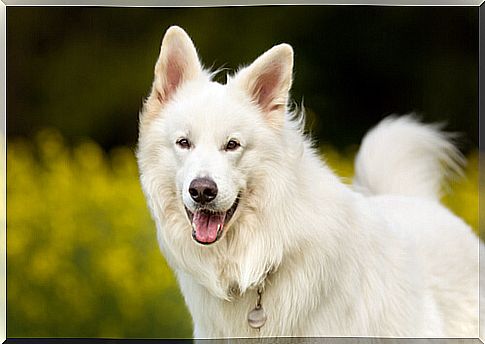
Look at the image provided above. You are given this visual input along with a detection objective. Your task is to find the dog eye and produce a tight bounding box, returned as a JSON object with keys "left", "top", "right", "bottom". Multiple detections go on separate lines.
{"left": 176, "top": 138, "right": 191, "bottom": 149}
{"left": 225, "top": 140, "right": 240, "bottom": 151}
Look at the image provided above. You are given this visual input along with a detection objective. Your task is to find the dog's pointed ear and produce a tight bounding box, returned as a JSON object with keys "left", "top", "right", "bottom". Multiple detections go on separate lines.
{"left": 233, "top": 44, "right": 293, "bottom": 128}
{"left": 152, "top": 26, "right": 202, "bottom": 104}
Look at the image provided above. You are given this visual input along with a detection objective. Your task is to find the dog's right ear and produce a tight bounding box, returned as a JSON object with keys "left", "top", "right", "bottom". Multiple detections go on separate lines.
{"left": 151, "top": 26, "right": 202, "bottom": 105}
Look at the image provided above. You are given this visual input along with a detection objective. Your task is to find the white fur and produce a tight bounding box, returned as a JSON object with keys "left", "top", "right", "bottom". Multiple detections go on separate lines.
{"left": 137, "top": 26, "right": 480, "bottom": 338}
{"left": 353, "top": 115, "right": 465, "bottom": 200}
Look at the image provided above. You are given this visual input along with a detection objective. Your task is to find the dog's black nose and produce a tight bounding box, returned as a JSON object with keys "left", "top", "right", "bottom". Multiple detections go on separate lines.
{"left": 189, "top": 178, "right": 218, "bottom": 204}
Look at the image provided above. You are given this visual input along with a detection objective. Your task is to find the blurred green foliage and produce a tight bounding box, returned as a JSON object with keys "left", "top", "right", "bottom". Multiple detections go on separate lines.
{"left": 7, "top": 6, "right": 478, "bottom": 151}
{"left": 7, "top": 131, "right": 478, "bottom": 338}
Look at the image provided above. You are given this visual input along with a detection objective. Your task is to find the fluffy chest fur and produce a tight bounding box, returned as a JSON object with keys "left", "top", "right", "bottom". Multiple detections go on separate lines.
{"left": 152, "top": 162, "right": 439, "bottom": 337}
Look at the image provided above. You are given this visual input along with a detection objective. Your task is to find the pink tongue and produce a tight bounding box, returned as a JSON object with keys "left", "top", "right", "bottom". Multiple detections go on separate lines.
{"left": 193, "top": 211, "right": 225, "bottom": 244}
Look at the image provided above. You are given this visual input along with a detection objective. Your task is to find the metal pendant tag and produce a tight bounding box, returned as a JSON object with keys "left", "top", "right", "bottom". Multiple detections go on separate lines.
{"left": 248, "top": 305, "right": 267, "bottom": 329}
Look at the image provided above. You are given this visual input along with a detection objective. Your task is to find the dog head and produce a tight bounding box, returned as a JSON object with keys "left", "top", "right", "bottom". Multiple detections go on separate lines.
{"left": 137, "top": 26, "right": 294, "bottom": 246}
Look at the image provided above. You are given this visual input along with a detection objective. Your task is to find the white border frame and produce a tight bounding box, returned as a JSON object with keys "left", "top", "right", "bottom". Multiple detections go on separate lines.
{"left": 0, "top": 2, "right": 481, "bottom": 343}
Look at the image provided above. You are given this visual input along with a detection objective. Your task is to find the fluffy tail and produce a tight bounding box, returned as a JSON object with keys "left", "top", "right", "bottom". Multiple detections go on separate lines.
{"left": 353, "top": 115, "right": 465, "bottom": 201}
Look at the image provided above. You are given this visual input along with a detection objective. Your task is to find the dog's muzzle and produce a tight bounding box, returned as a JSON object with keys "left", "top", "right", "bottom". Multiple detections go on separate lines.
{"left": 184, "top": 180, "right": 239, "bottom": 245}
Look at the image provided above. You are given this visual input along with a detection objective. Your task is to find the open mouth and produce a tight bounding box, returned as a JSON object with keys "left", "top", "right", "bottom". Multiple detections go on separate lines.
{"left": 185, "top": 196, "right": 239, "bottom": 245}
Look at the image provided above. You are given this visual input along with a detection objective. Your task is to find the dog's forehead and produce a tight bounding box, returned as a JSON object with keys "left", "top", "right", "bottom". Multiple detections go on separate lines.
{"left": 167, "top": 81, "right": 258, "bottom": 136}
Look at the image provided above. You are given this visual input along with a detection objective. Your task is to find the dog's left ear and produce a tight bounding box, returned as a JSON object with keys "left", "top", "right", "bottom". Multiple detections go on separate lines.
{"left": 233, "top": 44, "right": 293, "bottom": 128}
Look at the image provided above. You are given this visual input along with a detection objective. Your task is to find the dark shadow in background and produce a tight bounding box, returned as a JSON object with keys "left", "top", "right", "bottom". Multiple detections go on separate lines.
{"left": 7, "top": 6, "right": 478, "bottom": 152}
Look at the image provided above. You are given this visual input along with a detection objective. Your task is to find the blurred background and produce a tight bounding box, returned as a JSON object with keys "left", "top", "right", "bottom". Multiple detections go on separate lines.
{"left": 7, "top": 6, "right": 479, "bottom": 338}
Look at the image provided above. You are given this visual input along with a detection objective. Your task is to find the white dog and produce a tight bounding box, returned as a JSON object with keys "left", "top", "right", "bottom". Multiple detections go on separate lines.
{"left": 137, "top": 26, "right": 480, "bottom": 338}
